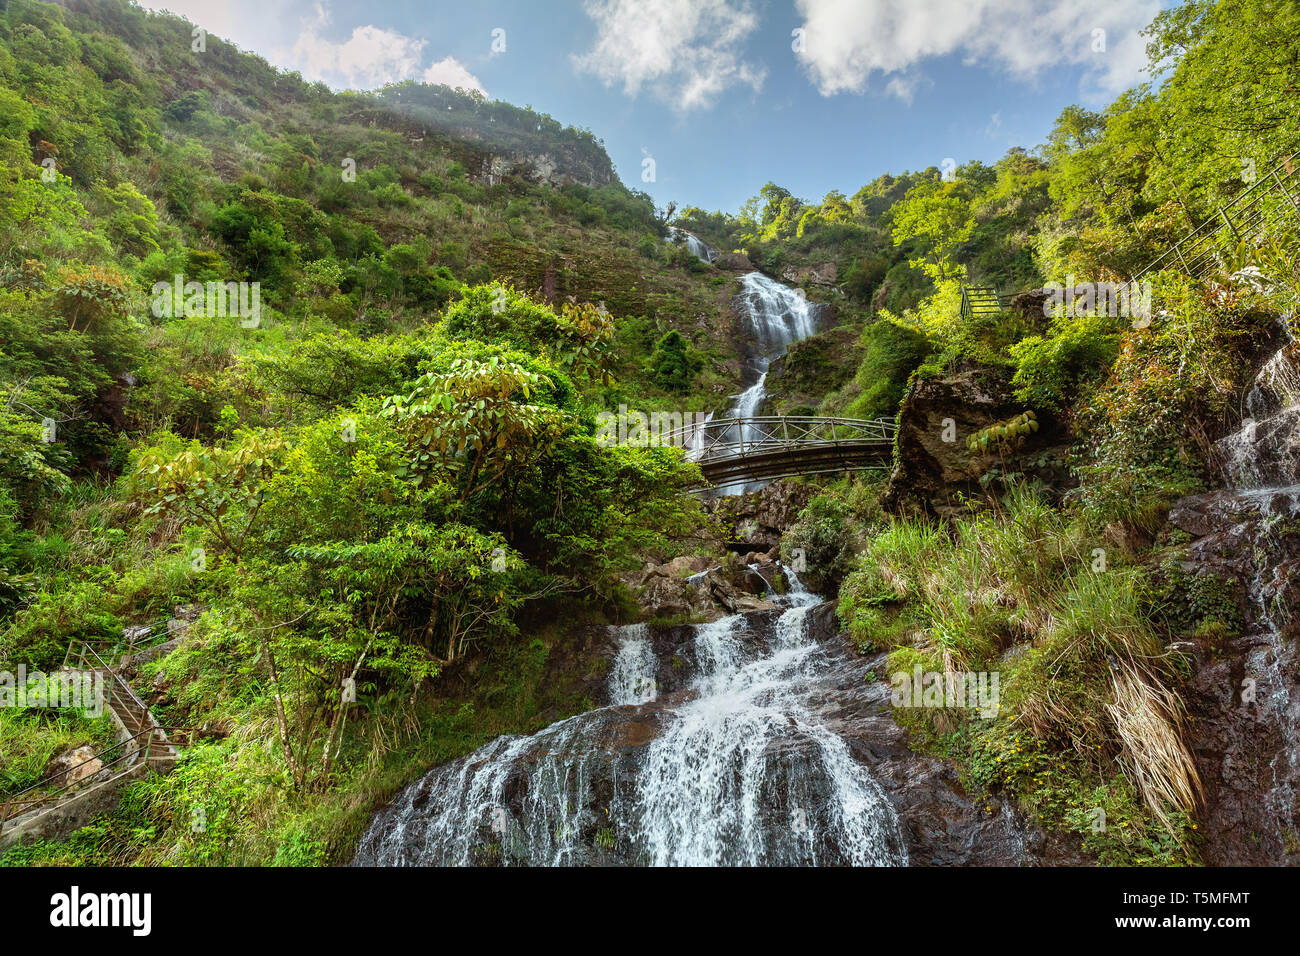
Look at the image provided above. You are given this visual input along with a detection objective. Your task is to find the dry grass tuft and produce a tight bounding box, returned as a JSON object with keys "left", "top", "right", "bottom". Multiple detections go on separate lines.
{"left": 1106, "top": 658, "right": 1202, "bottom": 831}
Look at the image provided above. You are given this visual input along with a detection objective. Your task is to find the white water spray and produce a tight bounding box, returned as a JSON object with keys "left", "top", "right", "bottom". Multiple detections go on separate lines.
{"left": 352, "top": 571, "right": 906, "bottom": 866}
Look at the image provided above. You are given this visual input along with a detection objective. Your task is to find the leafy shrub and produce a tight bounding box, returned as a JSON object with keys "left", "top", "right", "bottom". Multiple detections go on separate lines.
{"left": 1009, "top": 311, "right": 1123, "bottom": 414}
{"left": 844, "top": 318, "right": 931, "bottom": 420}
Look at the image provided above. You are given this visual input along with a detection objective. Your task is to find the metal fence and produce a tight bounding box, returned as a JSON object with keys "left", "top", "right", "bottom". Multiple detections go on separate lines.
{"left": 1134, "top": 152, "right": 1300, "bottom": 282}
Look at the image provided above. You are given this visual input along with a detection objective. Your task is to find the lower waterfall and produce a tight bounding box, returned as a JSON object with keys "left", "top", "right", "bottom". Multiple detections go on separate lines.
{"left": 351, "top": 574, "right": 907, "bottom": 867}
{"left": 1171, "top": 316, "right": 1300, "bottom": 862}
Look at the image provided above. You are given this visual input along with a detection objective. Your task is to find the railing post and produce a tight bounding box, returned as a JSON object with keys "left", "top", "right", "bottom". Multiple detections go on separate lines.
{"left": 1218, "top": 204, "right": 1244, "bottom": 243}
{"left": 1273, "top": 169, "right": 1300, "bottom": 222}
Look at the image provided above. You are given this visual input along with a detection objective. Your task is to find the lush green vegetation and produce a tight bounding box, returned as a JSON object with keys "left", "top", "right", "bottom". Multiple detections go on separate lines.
{"left": 767, "top": 0, "right": 1299, "bottom": 863}
{"left": 0, "top": 0, "right": 720, "bottom": 864}
{"left": 2, "top": 0, "right": 1298, "bottom": 867}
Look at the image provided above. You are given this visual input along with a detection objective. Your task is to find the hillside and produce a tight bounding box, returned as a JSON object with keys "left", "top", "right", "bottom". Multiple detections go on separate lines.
{"left": 2, "top": 0, "right": 1299, "bottom": 872}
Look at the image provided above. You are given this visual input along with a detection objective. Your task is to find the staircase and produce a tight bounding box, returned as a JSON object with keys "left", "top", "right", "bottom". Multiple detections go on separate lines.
{"left": 960, "top": 285, "right": 1005, "bottom": 321}
{"left": 0, "top": 637, "right": 183, "bottom": 851}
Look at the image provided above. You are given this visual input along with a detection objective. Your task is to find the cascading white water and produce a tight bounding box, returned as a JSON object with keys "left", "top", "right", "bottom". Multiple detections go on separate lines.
{"left": 1194, "top": 316, "right": 1300, "bottom": 854}
{"left": 666, "top": 228, "right": 716, "bottom": 263}
{"left": 1216, "top": 322, "right": 1300, "bottom": 487}
{"left": 634, "top": 580, "right": 905, "bottom": 866}
{"left": 608, "top": 623, "right": 656, "bottom": 705}
{"left": 351, "top": 571, "right": 907, "bottom": 867}
{"left": 736, "top": 272, "right": 819, "bottom": 352}
{"left": 712, "top": 273, "right": 823, "bottom": 494}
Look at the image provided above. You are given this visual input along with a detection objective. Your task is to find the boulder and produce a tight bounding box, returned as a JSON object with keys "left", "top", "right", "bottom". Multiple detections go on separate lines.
{"left": 705, "top": 480, "right": 817, "bottom": 551}
{"left": 46, "top": 745, "right": 103, "bottom": 787}
{"left": 780, "top": 262, "right": 838, "bottom": 288}
{"left": 623, "top": 557, "right": 779, "bottom": 622}
{"left": 1009, "top": 287, "right": 1054, "bottom": 333}
{"left": 716, "top": 251, "right": 754, "bottom": 272}
{"left": 882, "top": 359, "right": 1070, "bottom": 517}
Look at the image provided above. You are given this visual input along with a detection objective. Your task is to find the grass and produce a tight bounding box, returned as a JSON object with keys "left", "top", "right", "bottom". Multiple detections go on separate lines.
{"left": 0, "top": 707, "right": 117, "bottom": 798}
{"left": 837, "top": 483, "right": 1201, "bottom": 864}
{"left": 0, "top": 610, "right": 600, "bottom": 867}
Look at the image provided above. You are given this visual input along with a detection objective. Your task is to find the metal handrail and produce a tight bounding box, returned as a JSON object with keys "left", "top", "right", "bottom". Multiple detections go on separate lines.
{"left": 0, "top": 726, "right": 156, "bottom": 833}
{"left": 1135, "top": 151, "right": 1300, "bottom": 281}
{"left": 61, "top": 607, "right": 208, "bottom": 671}
{"left": 960, "top": 285, "right": 1005, "bottom": 321}
{"left": 67, "top": 641, "right": 155, "bottom": 718}
{"left": 657, "top": 415, "right": 896, "bottom": 463}
{"left": 1, "top": 634, "right": 202, "bottom": 836}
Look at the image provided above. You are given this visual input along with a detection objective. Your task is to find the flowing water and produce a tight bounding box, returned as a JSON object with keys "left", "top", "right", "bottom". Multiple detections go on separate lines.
{"left": 1217, "top": 321, "right": 1300, "bottom": 488}
{"left": 608, "top": 623, "right": 656, "bottom": 705}
{"left": 1178, "top": 317, "right": 1300, "bottom": 860}
{"left": 711, "top": 273, "right": 823, "bottom": 494}
{"left": 666, "top": 228, "right": 716, "bottom": 264}
{"left": 352, "top": 573, "right": 907, "bottom": 866}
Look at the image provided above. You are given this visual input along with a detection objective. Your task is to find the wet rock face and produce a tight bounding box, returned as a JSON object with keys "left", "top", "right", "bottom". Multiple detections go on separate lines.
{"left": 1169, "top": 488, "right": 1300, "bottom": 865}
{"left": 705, "top": 479, "right": 816, "bottom": 551}
{"left": 883, "top": 360, "right": 1070, "bottom": 517}
{"left": 353, "top": 599, "right": 1086, "bottom": 867}
{"left": 623, "top": 557, "right": 779, "bottom": 622}
{"left": 797, "top": 607, "right": 1091, "bottom": 867}
{"left": 1169, "top": 321, "right": 1300, "bottom": 865}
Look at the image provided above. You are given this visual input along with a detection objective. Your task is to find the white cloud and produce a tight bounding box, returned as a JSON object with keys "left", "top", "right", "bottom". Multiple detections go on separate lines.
{"left": 573, "top": 0, "right": 765, "bottom": 111}
{"left": 884, "top": 72, "right": 928, "bottom": 105}
{"left": 293, "top": 23, "right": 427, "bottom": 89}
{"left": 139, "top": 0, "right": 485, "bottom": 94}
{"left": 423, "top": 57, "right": 487, "bottom": 95}
{"left": 794, "top": 0, "right": 1161, "bottom": 102}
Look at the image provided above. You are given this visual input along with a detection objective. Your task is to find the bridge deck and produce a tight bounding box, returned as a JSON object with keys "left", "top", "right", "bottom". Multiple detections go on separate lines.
{"left": 660, "top": 415, "right": 896, "bottom": 491}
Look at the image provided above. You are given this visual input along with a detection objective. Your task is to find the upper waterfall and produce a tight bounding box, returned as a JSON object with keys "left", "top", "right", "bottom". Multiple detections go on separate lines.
{"left": 666, "top": 227, "right": 717, "bottom": 263}
{"left": 711, "top": 272, "right": 824, "bottom": 494}
{"left": 736, "top": 272, "right": 819, "bottom": 353}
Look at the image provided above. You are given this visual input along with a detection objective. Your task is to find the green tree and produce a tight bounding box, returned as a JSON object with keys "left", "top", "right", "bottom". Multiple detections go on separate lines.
{"left": 646, "top": 329, "right": 704, "bottom": 393}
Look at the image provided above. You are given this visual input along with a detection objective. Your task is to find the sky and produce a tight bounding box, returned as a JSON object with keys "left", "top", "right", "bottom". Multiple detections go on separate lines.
{"left": 138, "top": 0, "right": 1170, "bottom": 214}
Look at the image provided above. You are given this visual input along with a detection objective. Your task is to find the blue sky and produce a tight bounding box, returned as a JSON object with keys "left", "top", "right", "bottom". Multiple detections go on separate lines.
{"left": 143, "top": 0, "right": 1168, "bottom": 213}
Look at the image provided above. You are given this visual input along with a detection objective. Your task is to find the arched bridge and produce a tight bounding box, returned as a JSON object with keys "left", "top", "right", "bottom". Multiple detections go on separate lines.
{"left": 663, "top": 416, "right": 897, "bottom": 491}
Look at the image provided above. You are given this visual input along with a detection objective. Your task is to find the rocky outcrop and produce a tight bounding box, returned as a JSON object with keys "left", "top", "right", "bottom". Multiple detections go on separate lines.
{"left": 622, "top": 555, "right": 778, "bottom": 622}
{"left": 705, "top": 480, "right": 817, "bottom": 551}
{"left": 45, "top": 746, "right": 104, "bottom": 787}
{"left": 1009, "top": 287, "right": 1053, "bottom": 334}
{"left": 715, "top": 251, "right": 755, "bottom": 272}
{"left": 1169, "top": 487, "right": 1300, "bottom": 865}
{"left": 781, "top": 262, "right": 838, "bottom": 289}
{"left": 764, "top": 325, "right": 863, "bottom": 416}
{"left": 882, "top": 360, "right": 1070, "bottom": 517}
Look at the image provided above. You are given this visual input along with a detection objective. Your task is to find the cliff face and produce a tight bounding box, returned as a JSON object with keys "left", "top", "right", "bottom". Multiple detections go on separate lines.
{"left": 1169, "top": 488, "right": 1300, "bottom": 864}
{"left": 882, "top": 360, "right": 1072, "bottom": 517}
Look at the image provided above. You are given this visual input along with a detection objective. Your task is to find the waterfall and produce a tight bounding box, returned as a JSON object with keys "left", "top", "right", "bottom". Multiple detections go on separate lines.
{"left": 1175, "top": 316, "right": 1300, "bottom": 861}
{"left": 608, "top": 623, "right": 656, "bottom": 705}
{"left": 736, "top": 271, "right": 819, "bottom": 352}
{"left": 711, "top": 273, "right": 822, "bottom": 493}
{"left": 666, "top": 228, "right": 716, "bottom": 263}
{"left": 351, "top": 571, "right": 907, "bottom": 867}
{"left": 1216, "top": 322, "right": 1300, "bottom": 487}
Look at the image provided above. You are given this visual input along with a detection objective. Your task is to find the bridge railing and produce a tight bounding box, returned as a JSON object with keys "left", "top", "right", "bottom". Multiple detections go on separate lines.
{"left": 660, "top": 415, "right": 896, "bottom": 463}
